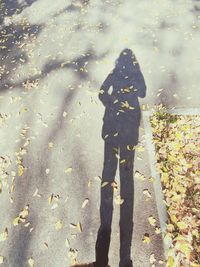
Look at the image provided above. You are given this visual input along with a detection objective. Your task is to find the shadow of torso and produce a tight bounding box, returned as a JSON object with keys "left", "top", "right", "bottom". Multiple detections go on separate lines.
{"left": 101, "top": 65, "right": 145, "bottom": 146}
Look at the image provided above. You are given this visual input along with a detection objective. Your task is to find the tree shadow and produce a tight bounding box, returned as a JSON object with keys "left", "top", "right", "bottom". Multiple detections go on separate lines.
{"left": 95, "top": 49, "right": 146, "bottom": 267}
{"left": 6, "top": 87, "right": 77, "bottom": 266}
{"left": 0, "top": 0, "right": 42, "bottom": 92}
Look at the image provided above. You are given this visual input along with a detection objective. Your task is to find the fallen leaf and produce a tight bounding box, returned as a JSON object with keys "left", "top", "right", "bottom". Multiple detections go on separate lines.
{"left": 45, "top": 168, "right": 50, "bottom": 174}
{"left": 19, "top": 205, "right": 29, "bottom": 219}
{"left": 44, "top": 242, "right": 48, "bottom": 249}
{"left": 18, "top": 164, "right": 24, "bottom": 176}
{"left": 70, "top": 223, "right": 82, "bottom": 233}
{"left": 33, "top": 188, "right": 39, "bottom": 197}
{"left": 55, "top": 220, "right": 63, "bottom": 231}
{"left": 148, "top": 216, "right": 156, "bottom": 226}
{"left": 155, "top": 227, "right": 161, "bottom": 234}
{"left": 167, "top": 256, "right": 174, "bottom": 267}
{"left": 114, "top": 195, "right": 124, "bottom": 205}
{"left": 13, "top": 216, "right": 20, "bottom": 226}
{"left": 77, "top": 222, "right": 82, "bottom": 233}
{"left": 142, "top": 233, "right": 151, "bottom": 244}
{"left": 0, "top": 256, "right": 4, "bottom": 264}
{"left": 101, "top": 182, "right": 109, "bottom": 187}
{"left": 148, "top": 177, "right": 155, "bottom": 182}
{"left": 65, "top": 167, "right": 72, "bottom": 174}
{"left": 63, "top": 111, "right": 67, "bottom": 117}
{"left": 150, "top": 253, "right": 156, "bottom": 264}
{"left": 81, "top": 198, "right": 89, "bottom": 208}
{"left": 48, "top": 142, "right": 54, "bottom": 148}
{"left": 143, "top": 189, "right": 152, "bottom": 198}
{"left": 24, "top": 222, "right": 31, "bottom": 227}
{"left": 135, "top": 171, "right": 145, "bottom": 180}
{"left": 177, "top": 221, "right": 188, "bottom": 230}
{"left": 0, "top": 228, "right": 8, "bottom": 242}
{"left": 28, "top": 257, "right": 34, "bottom": 267}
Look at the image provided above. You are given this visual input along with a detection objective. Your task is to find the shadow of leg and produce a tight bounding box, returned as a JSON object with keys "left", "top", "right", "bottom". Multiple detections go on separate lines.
{"left": 95, "top": 141, "right": 118, "bottom": 267}
{"left": 119, "top": 144, "right": 135, "bottom": 267}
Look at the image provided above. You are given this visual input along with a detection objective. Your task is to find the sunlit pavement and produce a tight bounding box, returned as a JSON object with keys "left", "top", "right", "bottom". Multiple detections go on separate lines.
{"left": 0, "top": 0, "right": 199, "bottom": 266}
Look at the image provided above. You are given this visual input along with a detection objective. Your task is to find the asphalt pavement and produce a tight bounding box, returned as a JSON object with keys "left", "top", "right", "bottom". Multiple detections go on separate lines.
{"left": 0, "top": 0, "right": 199, "bottom": 266}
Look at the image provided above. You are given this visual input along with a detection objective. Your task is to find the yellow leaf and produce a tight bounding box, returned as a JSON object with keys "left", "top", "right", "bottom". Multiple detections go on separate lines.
{"left": 0, "top": 256, "right": 4, "bottom": 264}
{"left": 135, "top": 171, "right": 145, "bottom": 180}
{"left": 155, "top": 227, "right": 161, "bottom": 234}
{"left": 68, "top": 248, "right": 78, "bottom": 265}
{"left": 19, "top": 205, "right": 29, "bottom": 219}
{"left": 121, "top": 101, "right": 130, "bottom": 109}
{"left": 13, "top": 216, "right": 20, "bottom": 226}
{"left": 191, "top": 263, "right": 200, "bottom": 267}
{"left": 175, "top": 131, "right": 182, "bottom": 140}
{"left": 88, "top": 179, "right": 91, "bottom": 187}
{"left": 170, "top": 214, "right": 177, "bottom": 224}
{"left": 148, "top": 176, "right": 155, "bottom": 182}
{"left": 167, "top": 256, "right": 174, "bottom": 267}
{"left": 48, "top": 142, "right": 54, "bottom": 148}
{"left": 28, "top": 258, "right": 35, "bottom": 267}
{"left": 176, "top": 241, "right": 191, "bottom": 259}
{"left": 18, "top": 164, "right": 24, "bottom": 176}
{"left": 148, "top": 216, "right": 156, "bottom": 226}
{"left": 136, "top": 145, "right": 145, "bottom": 152}
{"left": 77, "top": 222, "right": 82, "bottom": 233}
{"left": 161, "top": 173, "right": 169, "bottom": 184}
{"left": 65, "top": 167, "right": 72, "bottom": 174}
{"left": 142, "top": 234, "right": 151, "bottom": 244}
{"left": 167, "top": 224, "right": 174, "bottom": 232}
{"left": 48, "top": 194, "right": 54, "bottom": 204}
{"left": 177, "top": 221, "right": 188, "bottom": 230}
{"left": 114, "top": 195, "right": 124, "bottom": 205}
{"left": 0, "top": 228, "right": 8, "bottom": 242}
{"left": 55, "top": 221, "right": 63, "bottom": 231}
{"left": 192, "top": 229, "right": 199, "bottom": 238}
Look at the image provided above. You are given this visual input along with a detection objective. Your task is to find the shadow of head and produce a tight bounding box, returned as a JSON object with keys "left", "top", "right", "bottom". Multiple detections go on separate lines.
{"left": 114, "top": 48, "right": 137, "bottom": 76}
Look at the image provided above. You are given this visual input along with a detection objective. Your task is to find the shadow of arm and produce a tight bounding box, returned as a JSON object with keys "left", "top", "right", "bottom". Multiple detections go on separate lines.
{"left": 99, "top": 73, "right": 113, "bottom": 106}
{"left": 135, "top": 70, "right": 147, "bottom": 98}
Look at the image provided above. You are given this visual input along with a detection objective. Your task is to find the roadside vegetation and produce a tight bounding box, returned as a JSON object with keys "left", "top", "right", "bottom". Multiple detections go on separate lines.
{"left": 151, "top": 106, "right": 200, "bottom": 267}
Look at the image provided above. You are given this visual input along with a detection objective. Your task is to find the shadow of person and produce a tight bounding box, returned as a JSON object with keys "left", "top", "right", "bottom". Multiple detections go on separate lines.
{"left": 95, "top": 49, "right": 147, "bottom": 267}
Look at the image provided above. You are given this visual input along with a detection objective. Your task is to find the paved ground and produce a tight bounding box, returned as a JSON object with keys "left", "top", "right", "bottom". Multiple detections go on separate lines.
{"left": 0, "top": 0, "right": 200, "bottom": 266}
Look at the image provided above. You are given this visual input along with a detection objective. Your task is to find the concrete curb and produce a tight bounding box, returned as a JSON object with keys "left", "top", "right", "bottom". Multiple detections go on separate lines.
{"left": 142, "top": 110, "right": 168, "bottom": 258}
